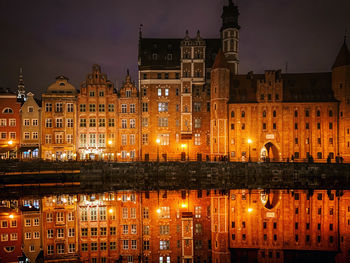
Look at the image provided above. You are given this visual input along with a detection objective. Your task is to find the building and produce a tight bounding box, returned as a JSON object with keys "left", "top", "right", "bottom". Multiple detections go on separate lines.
{"left": 20, "top": 92, "right": 41, "bottom": 159}
{"left": 0, "top": 87, "right": 21, "bottom": 159}
{"left": 0, "top": 200, "right": 22, "bottom": 263}
{"left": 20, "top": 198, "right": 43, "bottom": 262}
{"left": 41, "top": 76, "right": 78, "bottom": 160}
{"left": 77, "top": 65, "right": 118, "bottom": 161}
{"left": 117, "top": 71, "right": 140, "bottom": 161}
{"left": 42, "top": 195, "right": 79, "bottom": 262}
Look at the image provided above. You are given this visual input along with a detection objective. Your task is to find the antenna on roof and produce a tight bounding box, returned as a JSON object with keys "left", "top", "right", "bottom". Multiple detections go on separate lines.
{"left": 285, "top": 62, "right": 288, "bottom": 73}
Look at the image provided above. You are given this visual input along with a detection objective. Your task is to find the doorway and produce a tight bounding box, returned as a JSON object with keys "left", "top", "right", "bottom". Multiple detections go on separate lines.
{"left": 260, "top": 142, "right": 280, "bottom": 162}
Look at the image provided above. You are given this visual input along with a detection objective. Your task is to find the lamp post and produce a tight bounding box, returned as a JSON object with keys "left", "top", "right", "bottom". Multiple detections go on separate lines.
{"left": 156, "top": 138, "right": 160, "bottom": 162}
{"left": 248, "top": 139, "right": 252, "bottom": 162}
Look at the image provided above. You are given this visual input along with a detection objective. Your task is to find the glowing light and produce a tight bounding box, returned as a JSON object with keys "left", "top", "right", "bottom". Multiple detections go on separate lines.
{"left": 8, "top": 140, "right": 13, "bottom": 145}
{"left": 52, "top": 154, "right": 55, "bottom": 158}
{"left": 156, "top": 208, "right": 161, "bottom": 214}
{"left": 156, "top": 138, "right": 161, "bottom": 144}
{"left": 9, "top": 214, "right": 14, "bottom": 219}
{"left": 248, "top": 207, "right": 253, "bottom": 213}
{"left": 247, "top": 139, "right": 252, "bottom": 144}
{"left": 181, "top": 203, "right": 187, "bottom": 208}
{"left": 181, "top": 144, "right": 187, "bottom": 149}
{"left": 108, "top": 140, "right": 113, "bottom": 145}
{"left": 109, "top": 208, "right": 114, "bottom": 214}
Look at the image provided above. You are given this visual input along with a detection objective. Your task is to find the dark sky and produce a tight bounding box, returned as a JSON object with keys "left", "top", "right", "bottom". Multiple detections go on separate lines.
{"left": 0, "top": 0, "right": 349, "bottom": 97}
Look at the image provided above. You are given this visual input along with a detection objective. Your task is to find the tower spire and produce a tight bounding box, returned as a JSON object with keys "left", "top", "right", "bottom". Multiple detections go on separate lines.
{"left": 17, "top": 67, "right": 26, "bottom": 101}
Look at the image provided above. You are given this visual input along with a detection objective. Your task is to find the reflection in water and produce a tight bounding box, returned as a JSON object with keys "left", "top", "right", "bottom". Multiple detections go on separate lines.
{"left": 0, "top": 189, "right": 349, "bottom": 263}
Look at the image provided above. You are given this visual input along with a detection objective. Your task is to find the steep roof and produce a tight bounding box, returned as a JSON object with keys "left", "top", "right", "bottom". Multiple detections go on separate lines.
{"left": 332, "top": 39, "right": 350, "bottom": 69}
{"left": 212, "top": 49, "right": 229, "bottom": 69}
{"left": 138, "top": 38, "right": 221, "bottom": 70}
{"left": 228, "top": 72, "right": 336, "bottom": 103}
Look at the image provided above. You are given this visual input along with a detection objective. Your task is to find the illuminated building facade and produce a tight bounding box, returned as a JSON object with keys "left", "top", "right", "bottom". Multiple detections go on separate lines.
{"left": 117, "top": 72, "right": 140, "bottom": 161}
{"left": 41, "top": 76, "right": 78, "bottom": 161}
{"left": 0, "top": 87, "right": 21, "bottom": 159}
{"left": 20, "top": 92, "right": 41, "bottom": 159}
{"left": 77, "top": 65, "right": 117, "bottom": 160}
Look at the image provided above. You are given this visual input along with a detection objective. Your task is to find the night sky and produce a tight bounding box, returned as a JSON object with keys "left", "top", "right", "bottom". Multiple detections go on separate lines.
{"left": 0, "top": 0, "right": 349, "bottom": 97}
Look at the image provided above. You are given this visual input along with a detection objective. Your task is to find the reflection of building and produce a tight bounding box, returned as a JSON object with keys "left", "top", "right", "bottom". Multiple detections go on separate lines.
{"left": 20, "top": 92, "right": 41, "bottom": 159}
{"left": 20, "top": 198, "right": 42, "bottom": 262}
{"left": 0, "top": 189, "right": 350, "bottom": 262}
{"left": 42, "top": 195, "right": 79, "bottom": 262}
{"left": 0, "top": 87, "right": 21, "bottom": 159}
{"left": 0, "top": 201, "right": 22, "bottom": 263}
{"left": 77, "top": 65, "right": 118, "bottom": 160}
{"left": 117, "top": 72, "right": 140, "bottom": 161}
{"left": 41, "top": 76, "right": 78, "bottom": 160}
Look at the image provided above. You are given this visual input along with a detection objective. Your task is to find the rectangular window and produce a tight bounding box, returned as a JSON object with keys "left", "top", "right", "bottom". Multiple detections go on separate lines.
{"left": 90, "top": 207, "right": 97, "bottom": 221}
{"left": 89, "top": 104, "right": 96, "bottom": 112}
{"left": 57, "top": 228, "right": 64, "bottom": 238}
{"left": 142, "top": 134, "right": 148, "bottom": 145}
{"left": 45, "top": 118, "right": 52, "bottom": 128}
{"left": 142, "top": 102, "right": 148, "bottom": 112}
{"left": 99, "top": 104, "right": 105, "bottom": 112}
{"left": 158, "top": 117, "right": 168, "bottom": 127}
{"left": 130, "top": 119, "right": 136, "bottom": 128}
{"left": 108, "top": 104, "right": 114, "bottom": 112}
{"left": 142, "top": 118, "right": 148, "bottom": 127}
{"left": 56, "top": 118, "right": 63, "bottom": 128}
{"left": 158, "top": 102, "right": 168, "bottom": 112}
{"left": 194, "top": 134, "right": 201, "bottom": 145}
{"left": 91, "top": 227, "right": 98, "bottom": 236}
{"left": 121, "top": 104, "right": 127, "bottom": 113}
{"left": 89, "top": 118, "right": 96, "bottom": 127}
{"left": 160, "top": 240, "right": 170, "bottom": 250}
{"left": 99, "top": 118, "right": 105, "bottom": 127}
{"left": 67, "top": 118, "right": 73, "bottom": 128}
{"left": 110, "top": 242, "right": 116, "bottom": 250}
{"left": 130, "top": 104, "right": 136, "bottom": 113}
{"left": 80, "top": 104, "right": 86, "bottom": 112}
{"left": 55, "top": 103, "right": 63, "bottom": 112}
{"left": 45, "top": 103, "right": 52, "bottom": 112}
{"left": 67, "top": 103, "right": 73, "bottom": 112}
{"left": 122, "top": 119, "right": 127, "bottom": 128}
{"left": 80, "top": 118, "right": 86, "bottom": 127}
{"left": 108, "top": 118, "right": 115, "bottom": 127}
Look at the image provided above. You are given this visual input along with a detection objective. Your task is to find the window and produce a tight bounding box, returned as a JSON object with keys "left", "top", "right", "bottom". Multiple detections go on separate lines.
{"left": 130, "top": 119, "right": 136, "bottom": 128}
{"left": 89, "top": 118, "right": 96, "bottom": 127}
{"left": 194, "top": 134, "right": 201, "bottom": 145}
{"left": 159, "top": 207, "right": 170, "bottom": 218}
{"left": 160, "top": 225, "right": 170, "bottom": 235}
{"left": 194, "top": 119, "right": 201, "bottom": 128}
{"left": 99, "top": 104, "right": 105, "bottom": 112}
{"left": 158, "top": 102, "right": 168, "bottom": 112}
{"left": 160, "top": 240, "right": 170, "bottom": 250}
{"left": 142, "top": 134, "right": 148, "bottom": 145}
{"left": 110, "top": 227, "right": 116, "bottom": 235}
{"left": 121, "top": 104, "right": 127, "bottom": 113}
{"left": 158, "top": 117, "right": 168, "bottom": 127}
{"left": 67, "top": 103, "right": 73, "bottom": 112}
{"left": 123, "top": 240, "right": 129, "bottom": 250}
{"left": 80, "top": 104, "right": 86, "bottom": 112}
{"left": 241, "top": 111, "right": 245, "bottom": 117}
{"left": 122, "top": 207, "right": 128, "bottom": 219}
{"left": 110, "top": 242, "right": 116, "bottom": 250}
{"left": 317, "top": 110, "right": 321, "bottom": 117}
{"left": 158, "top": 134, "right": 170, "bottom": 145}
{"left": 100, "top": 242, "right": 107, "bottom": 250}
{"left": 329, "top": 110, "right": 333, "bottom": 117}
{"left": 99, "top": 207, "right": 106, "bottom": 221}
{"left": 24, "top": 119, "right": 30, "bottom": 126}
{"left": 91, "top": 242, "right": 97, "bottom": 251}
{"left": 99, "top": 118, "right": 105, "bottom": 127}
{"left": 32, "top": 119, "right": 38, "bottom": 126}
{"left": 55, "top": 103, "right": 63, "bottom": 112}
{"left": 45, "top": 118, "right": 52, "bottom": 128}
{"left": 108, "top": 118, "right": 115, "bottom": 127}
{"left": 10, "top": 233, "right": 17, "bottom": 240}
{"left": 329, "top": 122, "right": 333, "bottom": 129}
{"left": 47, "top": 245, "right": 54, "bottom": 255}
{"left": 90, "top": 207, "right": 97, "bottom": 221}
{"left": 57, "top": 228, "right": 64, "bottom": 238}
{"left": 89, "top": 90, "right": 95, "bottom": 97}
{"left": 144, "top": 240, "right": 150, "bottom": 250}
{"left": 46, "top": 213, "right": 53, "bottom": 222}
{"left": 194, "top": 102, "right": 201, "bottom": 112}
{"left": 89, "top": 104, "right": 96, "bottom": 112}
{"left": 122, "top": 119, "right": 127, "bottom": 128}
{"left": 130, "top": 104, "right": 136, "bottom": 113}
{"left": 130, "top": 208, "right": 136, "bottom": 218}
{"left": 142, "top": 102, "right": 148, "bottom": 112}
{"left": 195, "top": 223, "right": 202, "bottom": 234}
{"left": 56, "top": 118, "right": 63, "bottom": 128}
{"left": 45, "top": 103, "right": 52, "bottom": 112}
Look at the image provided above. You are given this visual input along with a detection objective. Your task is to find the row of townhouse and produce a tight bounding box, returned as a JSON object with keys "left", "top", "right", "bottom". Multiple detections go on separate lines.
{"left": 1, "top": 189, "right": 350, "bottom": 262}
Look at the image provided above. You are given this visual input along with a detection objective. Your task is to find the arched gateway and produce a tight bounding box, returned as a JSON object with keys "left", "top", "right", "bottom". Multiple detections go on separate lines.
{"left": 260, "top": 142, "right": 280, "bottom": 162}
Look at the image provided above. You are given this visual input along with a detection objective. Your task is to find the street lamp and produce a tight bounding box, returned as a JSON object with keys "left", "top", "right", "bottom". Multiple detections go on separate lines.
{"left": 247, "top": 139, "right": 252, "bottom": 162}
{"left": 156, "top": 138, "right": 160, "bottom": 162}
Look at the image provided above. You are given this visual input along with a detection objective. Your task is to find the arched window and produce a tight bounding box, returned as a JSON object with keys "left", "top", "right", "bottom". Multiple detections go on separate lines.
{"left": 262, "top": 111, "right": 266, "bottom": 118}
{"left": 2, "top": 108, "right": 13, "bottom": 114}
{"left": 316, "top": 110, "right": 321, "bottom": 117}
{"left": 273, "top": 110, "right": 277, "bottom": 117}
{"left": 329, "top": 110, "right": 333, "bottom": 117}
{"left": 294, "top": 110, "right": 298, "bottom": 117}
{"left": 231, "top": 111, "right": 235, "bottom": 118}
{"left": 305, "top": 110, "right": 309, "bottom": 117}
{"left": 241, "top": 111, "right": 245, "bottom": 118}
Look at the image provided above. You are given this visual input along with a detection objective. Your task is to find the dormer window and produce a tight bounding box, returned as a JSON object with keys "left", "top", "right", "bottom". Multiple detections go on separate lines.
{"left": 59, "top": 82, "right": 65, "bottom": 86}
{"left": 2, "top": 108, "right": 13, "bottom": 114}
{"left": 28, "top": 106, "right": 34, "bottom": 113}
{"left": 152, "top": 53, "right": 158, "bottom": 60}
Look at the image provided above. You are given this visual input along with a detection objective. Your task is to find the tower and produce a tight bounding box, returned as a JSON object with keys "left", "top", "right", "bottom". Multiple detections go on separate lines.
{"left": 221, "top": 0, "right": 240, "bottom": 74}
{"left": 210, "top": 50, "right": 230, "bottom": 160}
{"left": 17, "top": 67, "right": 26, "bottom": 101}
{"left": 332, "top": 36, "right": 350, "bottom": 161}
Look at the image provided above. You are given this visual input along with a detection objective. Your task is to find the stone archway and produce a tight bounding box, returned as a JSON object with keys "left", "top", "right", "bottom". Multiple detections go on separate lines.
{"left": 261, "top": 142, "right": 280, "bottom": 162}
